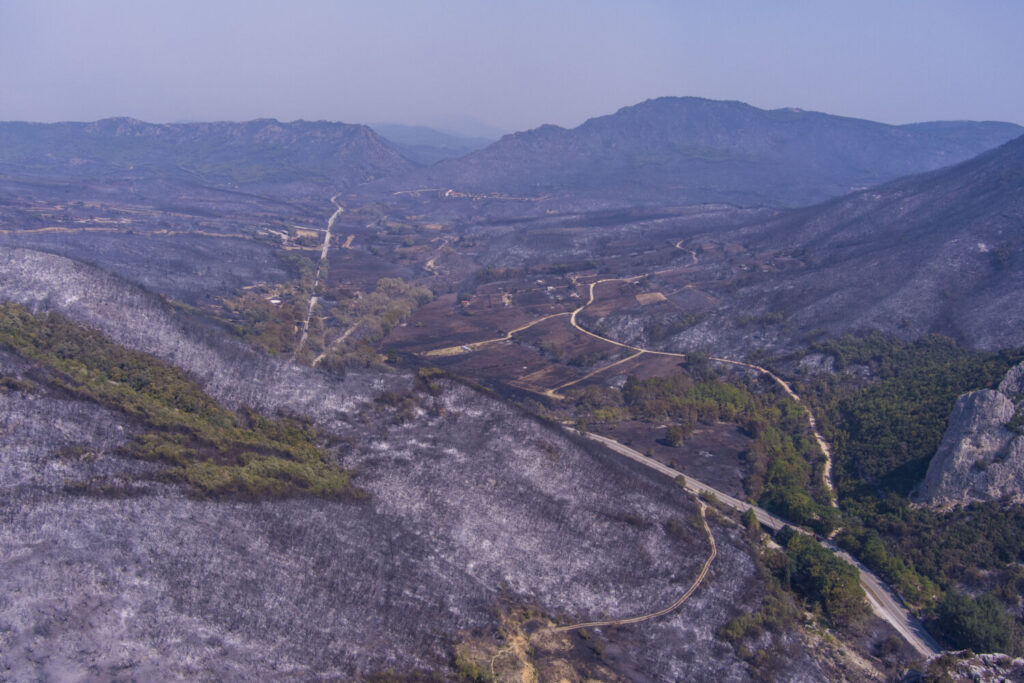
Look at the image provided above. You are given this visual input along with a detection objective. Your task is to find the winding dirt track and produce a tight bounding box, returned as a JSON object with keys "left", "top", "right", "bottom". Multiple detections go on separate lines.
{"left": 415, "top": 244, "right": 940, "bottom": 656}
{"left": 420, "top": 312, "right": 570, "bottom": 358}
{"left": 311, "top": 323, "right": 357, "bottom": 367}
{"left": 552, "top": 501, "right": 716, "bottom": 633}
{"left": 581, "top": 432, "right": 941, "bottom": 657}
{"left": 423, "top": 238, "right": 450, "bottom": 274}
{"left": 544, "top": 351, "right": 645, "bottom": 398}
{"left": 0, "top": 226, "right": 257, "bottom": 240}
{"left": 568, "top": 276, "right": 837, "bottom": 506}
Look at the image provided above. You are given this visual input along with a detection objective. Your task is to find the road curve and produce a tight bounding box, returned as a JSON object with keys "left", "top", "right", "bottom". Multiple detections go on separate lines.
{"left": 544, "top": 351, "right": 645, "bottom": 398}
{"left": 707, "top": 356, "right": 837, "bottom": 507}
{"left": 415, "top": 265, "right": 934, "bottom": 654}
{"left": 579, "top": 430, "right": 940, "bottom": 658}
{"left": 552, "top": 501, "right": 716, "bottom": 633}
{"left": 569, "top": 277, "right": 837, "bottom": 506}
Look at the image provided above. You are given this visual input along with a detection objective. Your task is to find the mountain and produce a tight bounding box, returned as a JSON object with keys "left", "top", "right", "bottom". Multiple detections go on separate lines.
{"left": 384, "top": 97, "right": 1023, "bottom": 207}
{"left": 0, "top": 117, "right": 414, "bottom": 194}
{"left": 0, "top": 246, "right": 858, "bottom": 680}
{"left": 661, "top": 133, "right": 1024, "bottom": 355}
{"left": 371, "top": 123, "right": 494, "bottom": 165}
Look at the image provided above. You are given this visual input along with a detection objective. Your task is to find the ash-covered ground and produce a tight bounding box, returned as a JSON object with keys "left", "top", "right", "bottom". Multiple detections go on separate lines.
{"left": 0, "top": 247, "right": 850, "bottom": 680}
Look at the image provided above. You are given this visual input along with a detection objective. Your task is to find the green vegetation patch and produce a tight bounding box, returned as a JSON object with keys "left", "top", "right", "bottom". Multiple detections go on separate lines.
{"left": 793, "top": 333, "right": 1024, "bottom": 653}
{"left": 0, "top": 302, "right": 359, "bottom": 500}
{"left": 804, "top": 332, "right": 1024, "bottom": 496}
{"left": 222, "top": 291, "right": 307, "bottom": 356}
{"left": 721, "top": 515, "right": 869, "bottom": 677}
{"left": 775, "top": 526, "right": 865, "bottom": 625}
{"left": 619, "top": 373, "right": 838, "bottom": 534}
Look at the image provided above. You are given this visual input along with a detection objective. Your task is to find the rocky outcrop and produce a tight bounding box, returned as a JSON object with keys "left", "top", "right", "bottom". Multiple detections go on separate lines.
{"left": 908, "top": 651, "right": 1024, "bottom": 682}
{"left": 916, "top": 362, "right": 1024, "bottom": 508}
{"left": 999, "top": 362, "right": 1024, "bottom": 395}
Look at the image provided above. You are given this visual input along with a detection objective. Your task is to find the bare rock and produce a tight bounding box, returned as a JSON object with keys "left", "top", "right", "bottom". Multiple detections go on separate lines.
{"left": 916, "top": 363, "right": 1024, "bottom": 508}
{"left": 998, "top": 361, "right": 1024, "bottom": 396}
{"left": 909, "top": 651, "right": 1024, "bottom": 682}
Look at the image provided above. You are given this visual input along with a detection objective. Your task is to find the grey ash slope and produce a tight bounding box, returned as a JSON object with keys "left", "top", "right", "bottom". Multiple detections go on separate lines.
{"left": 0, "top": 117, "right": 413, "bottom": 198}
{"left": 0, "top": 248, "right": 832, "bottom": 681}
{"left": 660, "top": 133, "right": 1024, "bottom": 357}
{"left": 381, "top": 96, "right": 1022, "bottom": 207}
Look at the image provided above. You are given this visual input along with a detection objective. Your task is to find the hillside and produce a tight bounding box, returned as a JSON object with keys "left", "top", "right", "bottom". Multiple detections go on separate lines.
{"left": 382, "top": 97, "right": 1023, "bottom": 207}
{"left": 0, "top": 247, "right": 877, "bottom": 680}
{"left": 0, "top": 117, "right": 414, "bottom": 197}
{"left": 636, "top": 133, "right": 1024, "bottom": 356}
{"left": 0, "top": 118, "right": 417, "bottom": 305}
{"left": 6, "top": 100, "right": 1019, "bottom": 677}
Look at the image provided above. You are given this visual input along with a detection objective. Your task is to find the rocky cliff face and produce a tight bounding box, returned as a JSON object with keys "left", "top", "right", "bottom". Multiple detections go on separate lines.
{"left": 912, "top": 651, "right": 1024, "bottom": 682}
{"left": 999, "top": 362, "right": 1024, "bottom": 395}
{"left": 916, "top": 362, "right": 1024, "bottom": 508}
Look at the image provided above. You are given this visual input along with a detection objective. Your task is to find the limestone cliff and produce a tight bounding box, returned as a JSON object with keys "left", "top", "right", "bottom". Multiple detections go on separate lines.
{"left": 916, "top": 362, "right": 1024, "bottom": 508}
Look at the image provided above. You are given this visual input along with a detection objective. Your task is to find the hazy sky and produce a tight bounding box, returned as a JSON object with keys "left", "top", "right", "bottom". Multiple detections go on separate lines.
{"left": 2, "top": 0, "right": 1022, "bottom": 135}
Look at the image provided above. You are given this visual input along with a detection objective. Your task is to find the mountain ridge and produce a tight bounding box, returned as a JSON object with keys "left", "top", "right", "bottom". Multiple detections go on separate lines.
{"left": 382, "top": 96, "right": 1023, "bottom": 207}
{"left": 0, "top": 116, "right": 414, "bottom": 193}
{"left": 655, "top": 132, "right": 1024, "bottom": 355}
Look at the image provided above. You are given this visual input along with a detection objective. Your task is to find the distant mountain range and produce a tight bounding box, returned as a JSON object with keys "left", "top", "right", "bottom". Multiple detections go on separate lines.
{"left": 0, "top": 117, "right": 413, "bottom": 194}
{"left": 674, "top": 131, "right": 1024, "bottom": 353}
{"left": 4, "top": 101, "right": 1020, "bottom": 211}
{"left": 384, "top": 97, "right": 1023, "bottom": 207}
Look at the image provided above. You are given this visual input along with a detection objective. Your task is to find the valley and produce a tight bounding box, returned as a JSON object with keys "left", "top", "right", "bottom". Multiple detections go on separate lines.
{"left": 2, "top": 104, "right": 1023, "bottom": 681}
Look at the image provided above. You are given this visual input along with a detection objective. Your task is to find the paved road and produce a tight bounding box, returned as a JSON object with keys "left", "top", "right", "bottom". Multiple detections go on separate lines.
{"left": 580, "top": 431, "right": 941, "bottom": 658}
{"left": 413, "top": 251, "right": 937, "bottom": 656}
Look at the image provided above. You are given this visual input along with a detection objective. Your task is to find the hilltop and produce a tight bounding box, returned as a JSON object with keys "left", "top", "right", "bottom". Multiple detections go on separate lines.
{"left": 381, "top": 96, "right": 1023, "bottom": 207}
{"left": 0, "top": 117, "right": 413, "bottom": 199}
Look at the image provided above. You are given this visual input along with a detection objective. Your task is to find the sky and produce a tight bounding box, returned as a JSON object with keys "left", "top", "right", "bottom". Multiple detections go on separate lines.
{"left": 1, "top": 0, "right": 1022, "bottom": 136}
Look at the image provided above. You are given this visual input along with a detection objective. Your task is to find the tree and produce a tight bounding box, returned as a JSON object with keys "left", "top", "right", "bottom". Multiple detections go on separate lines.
{"left": 666, "top": 424, "right": 690, "bottom": 446}
{"left": 936, "top": 591, "right": 1016, "bottom": 654}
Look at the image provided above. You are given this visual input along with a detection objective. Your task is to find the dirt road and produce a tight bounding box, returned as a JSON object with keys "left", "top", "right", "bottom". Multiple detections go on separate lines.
{"left": 552, "top": 501, "right": 716, "bottom": 633}
{"left": 297, "top": 195, "right": 343, "bottom": 352}
{"left": 415, "top": 263, "right": 937, "bottom": 652}
{"left": 581, "top": 431, "right": 940, "bottom": 658}
{"left": 420, "top": 312, "right": 570, "bottom": 358}
{"left": 569, "top": 277, "right": 837, "bottom": 506}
